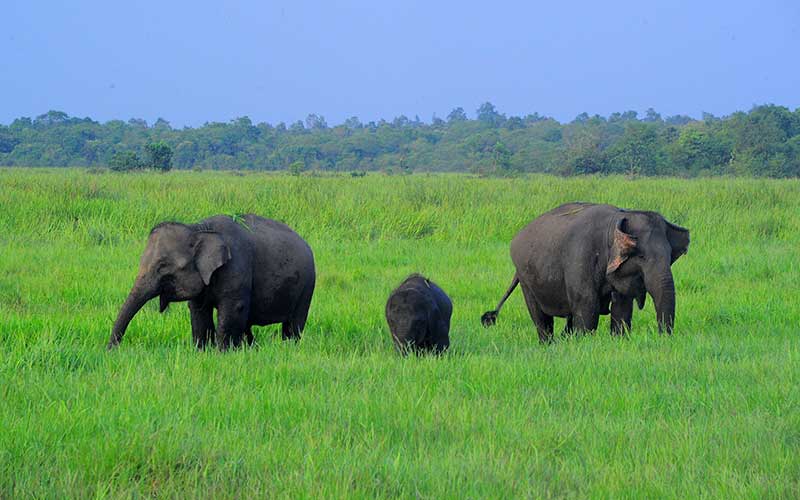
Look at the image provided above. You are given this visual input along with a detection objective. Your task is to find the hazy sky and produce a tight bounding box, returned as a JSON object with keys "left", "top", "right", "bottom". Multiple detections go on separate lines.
{"left": 2, "top": 0, "right": 798, "bottom": 126}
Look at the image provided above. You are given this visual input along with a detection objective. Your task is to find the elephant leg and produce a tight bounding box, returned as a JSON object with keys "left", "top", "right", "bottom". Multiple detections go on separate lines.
{"left": 421, "top": 339, "right": 448, "bottom": 355}
{"left": 520, "top": 283, "right": 554, "bottom": 343}
{"left": 431, "top": 330, "right": 450, "bottom": 355}
{"left": 282, "top": 283, "right": 314, "bottom": 340}
{"left": 188, "top": 299, "right": 214, "bottom": 350}
{"left": 562, "top": 316, "right": 574, "bottom": 337}
{"left": 216, "top": 298, "right": 250, "bottom": 351}
{"left": 564, "top": 268, "right": 602, "bottom": 333}
{"left": 244, "top": 327, "right": 255, "bottom": 347}
{"left": 571, "top": 300, "right": 600, "bottom": 333}
{"left": 611, "top": 295, "right": 634, "bottom": 336}
{"left": 420, "top": 323, "right": 449, "bottom": 355}
{"left": 433, "top": 319, "right": 451, "bottom": 354}
{"left": 281, "top": 322, "right": 301, "bottom": 340}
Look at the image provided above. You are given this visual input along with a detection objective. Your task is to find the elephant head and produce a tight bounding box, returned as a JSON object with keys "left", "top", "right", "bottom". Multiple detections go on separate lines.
{"left": 605, "top": 212, "right": 690, "bottom": 333}
{"left": 107, "top": 223, "right": 231, "bottom": 348}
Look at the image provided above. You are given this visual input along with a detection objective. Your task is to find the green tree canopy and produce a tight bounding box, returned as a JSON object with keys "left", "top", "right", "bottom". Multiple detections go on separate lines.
{"left": 1, "top": 105, "right": 799, "bottom": 177}
{"left": 144, "top": 141, "right": 173, "bottom": 172}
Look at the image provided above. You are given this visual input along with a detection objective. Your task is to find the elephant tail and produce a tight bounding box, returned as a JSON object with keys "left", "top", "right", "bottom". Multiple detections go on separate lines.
{"left": 481, "top": 275, "right": 519, "bottom": 327}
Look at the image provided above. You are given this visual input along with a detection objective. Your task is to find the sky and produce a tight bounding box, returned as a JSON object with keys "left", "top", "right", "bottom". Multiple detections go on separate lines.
{"left": 1, "top": 0, "right": 798, "bottom": 127}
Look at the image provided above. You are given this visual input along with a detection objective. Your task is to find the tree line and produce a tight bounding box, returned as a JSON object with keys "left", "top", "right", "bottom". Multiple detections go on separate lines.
{"left": 1, "top": 104, "right": 799, "bottom": 177}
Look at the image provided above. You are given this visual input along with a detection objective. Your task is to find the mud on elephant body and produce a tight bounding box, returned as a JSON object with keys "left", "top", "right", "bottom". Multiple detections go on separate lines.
{"left": 482, "top": 202, "right": 689, "bottom": 342}
{"left": 108, "top": 214, "right": 315, "bottom": 350}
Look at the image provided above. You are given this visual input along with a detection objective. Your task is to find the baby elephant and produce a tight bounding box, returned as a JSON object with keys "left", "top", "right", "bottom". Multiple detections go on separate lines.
{"left": 385, "top": 274, "right": 452, "bottom": 355}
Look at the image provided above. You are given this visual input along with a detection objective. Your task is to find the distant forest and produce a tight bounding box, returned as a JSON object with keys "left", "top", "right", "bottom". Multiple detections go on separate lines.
{"left": 1, "top": 103, "right": 799, "bottom": 177}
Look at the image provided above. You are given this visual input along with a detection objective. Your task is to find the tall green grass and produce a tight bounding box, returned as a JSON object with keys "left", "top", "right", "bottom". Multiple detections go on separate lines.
{"left": 1, "top": 168, "right": 798, "bottom": 498}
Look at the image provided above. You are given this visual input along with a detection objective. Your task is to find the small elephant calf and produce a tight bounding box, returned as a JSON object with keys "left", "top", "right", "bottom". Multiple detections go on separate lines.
{"left": 385, "top": 274, "right": 452, "bottom": 355}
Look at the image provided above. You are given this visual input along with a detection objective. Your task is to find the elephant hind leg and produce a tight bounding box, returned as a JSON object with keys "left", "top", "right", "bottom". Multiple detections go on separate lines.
{"left": 216, "top": 298, "right": 250, "bottom": 351}
{"left": 244, "top": 327, "right": 255, "bottom": 346}
{"left": 281, "top": 306, "right": 308, "bottom": 340}
{"left": 430, "top": 336, "right": 450, "bottom": 355}
{"left": 561, "top": 316, "right": 574, "bottom": 337}
{"left": 419, "top": 327, "right": 449, "bottom": 355}
{"left": 282, "top": 281, "right": 314, "bottom": 341}
{"left": 281, "top": 322, "right": 301, "bottom": 340}
{"left": 520, "top": 283, "right": 554, "bottom": 343}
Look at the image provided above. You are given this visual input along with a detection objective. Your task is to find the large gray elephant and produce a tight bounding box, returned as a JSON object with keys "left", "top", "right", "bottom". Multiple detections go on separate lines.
{"left": 481, "top": 202, "right": 689, "bottom": 341}
{"left": 108, "top": 214, "right": 315, "bottom": 350}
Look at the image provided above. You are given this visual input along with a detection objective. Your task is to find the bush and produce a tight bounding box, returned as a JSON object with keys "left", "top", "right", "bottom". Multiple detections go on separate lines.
{"left": 109, "top": 151, "right": 143, "bottom": 172}
{"left": 144, "top": 141, "right": 173, "bottom": 172}
{"left": 289, "top": 160, "right": 305, "bottom": 176}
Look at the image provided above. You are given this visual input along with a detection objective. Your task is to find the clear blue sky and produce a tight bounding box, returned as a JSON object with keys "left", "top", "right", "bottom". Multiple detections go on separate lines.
{"left": 2, "top": 0, "right": 798, "bottom": 126}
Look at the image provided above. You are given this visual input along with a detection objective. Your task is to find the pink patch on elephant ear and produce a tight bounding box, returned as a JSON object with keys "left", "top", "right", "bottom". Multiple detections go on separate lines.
{"left": 606, "top": 227, "right": 638, "bottom": 274}
{"left": 614, "top": 228, "right": 637, "bottom": 253}
{"left": 606, "top": 256, "right": 624, "bottom": 274}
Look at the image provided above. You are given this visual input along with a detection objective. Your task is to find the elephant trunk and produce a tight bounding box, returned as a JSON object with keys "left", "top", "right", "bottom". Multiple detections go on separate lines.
{"left": 107, "top": 278, "right": 158, "bottom": 349}
{"left": 645, "top": 264, "right": 676, "bottom": 334}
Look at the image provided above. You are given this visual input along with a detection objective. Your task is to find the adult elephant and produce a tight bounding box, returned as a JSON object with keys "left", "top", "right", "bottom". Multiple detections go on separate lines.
{"left": 481, "top": 203, "right": 689, "bottom": 341}
{"left": 108, "top": 214, "right": 315, "bottom": 350}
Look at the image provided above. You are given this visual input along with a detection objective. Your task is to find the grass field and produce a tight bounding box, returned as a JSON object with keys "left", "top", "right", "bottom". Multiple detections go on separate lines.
{"left": 1, "top": 168, "right": 799, "bottom": 498}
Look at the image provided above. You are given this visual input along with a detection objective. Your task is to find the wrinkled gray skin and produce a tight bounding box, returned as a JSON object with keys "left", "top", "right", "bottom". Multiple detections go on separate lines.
{"left": 386, "top": 274, "right": 452, "bottom": 355}
{"left": 108, "top": 214, "right": 315, "bottom": 350}
{"left": 482, "top": 203, "right": 689, "bottom": 341}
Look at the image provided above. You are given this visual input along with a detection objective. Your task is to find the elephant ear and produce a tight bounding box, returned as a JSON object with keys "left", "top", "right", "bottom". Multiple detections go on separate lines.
{"left": 665, "top": 220, "right": 690, "bottom": 264}
{"left": 194, "top": 232, "right": 231, "bottom": 285}
{"left": 606, "top": 217, "right": 637, "bottom": 275}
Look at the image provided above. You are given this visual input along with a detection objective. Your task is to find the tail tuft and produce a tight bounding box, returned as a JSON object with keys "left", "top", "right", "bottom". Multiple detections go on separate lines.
{"left": 481, "top": 310, "right": 499, "bottom": 327}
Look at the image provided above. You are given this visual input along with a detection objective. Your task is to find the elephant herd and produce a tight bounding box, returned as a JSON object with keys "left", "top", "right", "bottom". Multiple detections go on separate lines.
{"left": 108, "top": 202, "right": 690, "bottom": 354}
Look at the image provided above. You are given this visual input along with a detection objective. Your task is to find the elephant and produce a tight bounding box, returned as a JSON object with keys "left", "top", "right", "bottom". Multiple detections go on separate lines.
{"left": 385, "top": 274, "right": 452, "bottom": 355}
{"left": 481, "top": 202, "right": 689, "bottom": 341}
{"left": 107, "top": 214, "right": 315, "bottom": 350}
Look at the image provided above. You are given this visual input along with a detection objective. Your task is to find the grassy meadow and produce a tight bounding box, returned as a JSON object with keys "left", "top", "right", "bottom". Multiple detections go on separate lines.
{"left": 0, "top": 168, "right": 799, "bottom": 498}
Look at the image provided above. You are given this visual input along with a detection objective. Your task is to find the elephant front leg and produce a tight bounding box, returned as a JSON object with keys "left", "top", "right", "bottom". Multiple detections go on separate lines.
{"left": 565, "top": 275, "right": 601, "bottom": 334}
{"left": 188, "top": 299, "right": 214, "bottom": 349}
{"left": 610, "top": 295, "right": 633, "bottom": 336}
{"left": 570, "top": 296, "right": 601, "bottom": 334}
{"left": 215, "top": 298, "right": 250, "bottom": 351}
